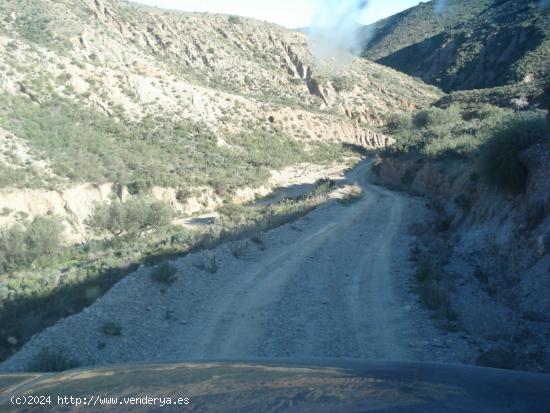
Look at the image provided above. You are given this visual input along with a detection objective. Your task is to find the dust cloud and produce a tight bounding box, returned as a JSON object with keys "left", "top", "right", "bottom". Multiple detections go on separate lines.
{"left": 306, "top": 0, "right": 369, "bottom": 73}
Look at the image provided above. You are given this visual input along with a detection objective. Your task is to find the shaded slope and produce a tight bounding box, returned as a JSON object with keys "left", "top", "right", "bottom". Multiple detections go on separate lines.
{"left": 364, "top": 0, "right": 550, "bottom": 93}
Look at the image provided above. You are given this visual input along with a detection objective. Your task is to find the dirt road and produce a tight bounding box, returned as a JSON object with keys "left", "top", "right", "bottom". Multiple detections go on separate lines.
{"left": 1, "top": 160, "right": 472, "bottom": 370}
{"left": 188, "top": 161, "right": 423, "bottom": 360}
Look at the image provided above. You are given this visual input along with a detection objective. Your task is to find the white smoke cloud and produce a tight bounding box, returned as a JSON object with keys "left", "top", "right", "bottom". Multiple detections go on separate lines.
{"left": 306, "top": 0, "right": 369, "bottom": 73}
{"left": 433, "top": 0, "right": 448, "bottom": 14}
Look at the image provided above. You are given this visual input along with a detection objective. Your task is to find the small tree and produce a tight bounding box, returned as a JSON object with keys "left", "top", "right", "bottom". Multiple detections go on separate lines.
{"left": 25, "top": 216, "right": 64, "bottom": 260}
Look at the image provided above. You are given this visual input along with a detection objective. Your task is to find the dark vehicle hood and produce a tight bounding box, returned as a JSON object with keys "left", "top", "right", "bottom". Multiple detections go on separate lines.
{"left": 1, "top": 359, "right": 549, "bottom": 412}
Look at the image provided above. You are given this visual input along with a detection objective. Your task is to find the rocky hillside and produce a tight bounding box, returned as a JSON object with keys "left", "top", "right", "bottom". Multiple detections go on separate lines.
{"left": 0, "top": 0, "right": 442, "bottom": 237}
{"left": 371, "top": 89, "right": 550, "bottom": 371}
{"left": 363, "top": 0, "right": 550, "bottom": 96}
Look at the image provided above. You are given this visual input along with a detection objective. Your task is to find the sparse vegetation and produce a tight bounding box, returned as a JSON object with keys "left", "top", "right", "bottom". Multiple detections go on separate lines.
{"left": 151, "top": 262, "right": 178, "bottom": 284}
{"left": 384, "top": 103, "right": 546, "bottom": 161}
{"left": 88, "top": 197, "right": 173, "bottom": 239}
{"left": 0, "top": 94, "right": 347, "bottom": 191}
{"left": 412, "top": 248, "right": 458, "bottom": 324}
{"left": 337, "top": 184, "right": 364, "bottom": 205}
{"left": 364, "top": 0, "right": 549, "bottom": 96}
{"left": 28, "top": 348, "right": 80, "bottom": 372}
{"left": 101, "top": 321, "right": 122, "bottom": 336}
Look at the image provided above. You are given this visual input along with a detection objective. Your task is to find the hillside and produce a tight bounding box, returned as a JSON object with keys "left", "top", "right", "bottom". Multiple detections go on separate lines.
{"left": 0, "top": 0, "right": 446, "bottom": 241}
{"left": 363, "top": 0, "right": 550, "bottom": 96}
{"left": 0, "top": 0, "right": 441, "bottom": 191}
{"left": 0, "top": 0, "right": 442, "bottom": 362}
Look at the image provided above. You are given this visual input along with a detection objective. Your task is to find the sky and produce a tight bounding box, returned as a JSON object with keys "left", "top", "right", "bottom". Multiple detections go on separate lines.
{"left": 131, "top": 0, "right": 426, "bottom": 28}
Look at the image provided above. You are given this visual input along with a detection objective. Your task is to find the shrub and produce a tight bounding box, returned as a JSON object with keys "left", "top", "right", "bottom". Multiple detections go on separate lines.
{"left": 0, "top": 216, "right": 63, "bottom": 271}
{"left": 170, "top": 229, "right": 196, "bottom": 247}
{"left": 475, "top": 104, "right": 507, "bottom": 121}
{"left": 0, "top": 225, "right": 27, "bottom": 270}
{"left": 338, "top": 184, "right": 363, "bottom": 205}
{"left": 386, "top": 112, "right": 412, "bottom": 131}
{"left": 228, "top": 15, "right": 240, "bottom": 24}
{"left": 101, "top": 321, "right": 122, "bottom": 336}
{"left": 25, "top": 216, "right": 64, "bottom": 259}
{"left": 331, "top": 75, "right": 354, "bottom": 92}
{"left": 151, "top": 262, "right": 178, "bottom": 284}
{"left": 413, "top": 105, "right": 462, "bottom": 129}
{"left": 89, "top": 198, "right": 173, "bottom": 238}
{"left": 419, "top": 283, "right": 449, "bottom": 311}
{"left": 476, "top": 347, "right": 516, "bottom": 370}
{"left": 480, "top": 113, "right": 546, "bottom": 193}
{"left": 28, "top": 348, "right": 80, "bottom": 372}
{"left": 127, "top": 180, "right": 152, "bottom": 195}
{"left": 229, "top": 241, "right": 249, "bottom": 259}
{"left": 415, "top": 257, "right": 433, "bottom": 284}
{"left": 176, "top": 188, "right": 192, "bottom": 203}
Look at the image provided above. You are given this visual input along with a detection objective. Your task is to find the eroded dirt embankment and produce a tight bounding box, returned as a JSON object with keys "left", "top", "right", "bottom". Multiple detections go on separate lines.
{"left": 1, "top": 160, "right": 474, "bottom": 371}
{"left": 0, "top": 161, "right": 356, "bottom": 243}
{"left": 372, "top": 143, "right": 550, "bottom": 372}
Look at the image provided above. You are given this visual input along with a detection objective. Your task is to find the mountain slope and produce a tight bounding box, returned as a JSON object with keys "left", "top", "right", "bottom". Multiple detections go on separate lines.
{"left": 363, "top": 0, "right": 550, "bottom": 93}
{"left": 0, "top": 0, "right": 441, "bottom": 193}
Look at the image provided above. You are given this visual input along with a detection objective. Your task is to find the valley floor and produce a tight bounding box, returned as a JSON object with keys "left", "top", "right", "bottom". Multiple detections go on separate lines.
{"left": 1, "top": 161, "right": 474, "bottom": 371}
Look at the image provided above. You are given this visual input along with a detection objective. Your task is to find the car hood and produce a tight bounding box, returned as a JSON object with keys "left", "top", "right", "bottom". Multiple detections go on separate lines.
{"left": 1, "top": 359, "right": 549, "bottom": 412}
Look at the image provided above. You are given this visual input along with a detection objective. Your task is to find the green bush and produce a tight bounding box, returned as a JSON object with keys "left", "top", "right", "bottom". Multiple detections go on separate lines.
{"left": 126, "top": 180, "right": 153, "bottom": 195}
{"left": 151, "top": 262, "right": 178, "bottom": 284}
{"left": 415, "top": 257, "right": 433, "bottom": 283}
{"left": 0, "top": 216, "right": 63, "bottom": 271}
{"left": 28, "top": 348, "right": 80, "bottom": 372}
{"left": 25, "top": 216, "right": 64, "bottom": 259}
{"left": 384, "top": 103, "right": 532, "bottom": 159}
{"left": 413, "top": 106, "right": 462, "bottom": 129}
{"left": 480, "top": 113, "right": 546, "bottom": 193}
{"left": 101, "top": 321, "right": 122, "bottom": 336}
{"left": 419, "top": 282, "right": 449, "bottom": 311}
{"left": 88, "top": 198, "right": 173, "bottom": 238}
{"left": 331, "top": 75, "right": 354, "bottom": 92}
{"left": 386, "top": 112, "right": 412, "bottom": 131}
